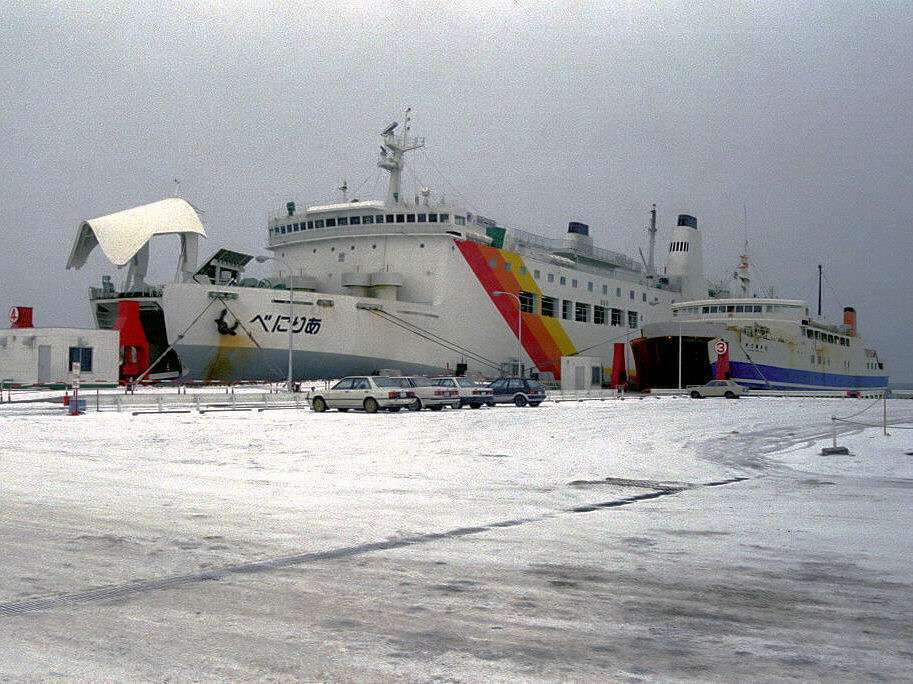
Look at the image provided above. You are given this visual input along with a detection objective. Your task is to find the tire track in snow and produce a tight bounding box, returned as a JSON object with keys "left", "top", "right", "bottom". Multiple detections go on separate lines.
{"left": 0, "top": 477, "right": 747, "bottom": 617}
{"left": 697, "top": 411, "right": 913, "bottom": 473}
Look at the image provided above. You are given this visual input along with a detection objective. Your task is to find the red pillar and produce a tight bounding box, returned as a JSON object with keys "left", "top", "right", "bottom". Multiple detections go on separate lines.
{"left": 114, "top": 300, "right": 150, "bottom": 383}
{"left": 610, "top": 343, "right": 627, "bottom": 388}
{"left": 715, "top": 348, "right": 730, "bottom": 380}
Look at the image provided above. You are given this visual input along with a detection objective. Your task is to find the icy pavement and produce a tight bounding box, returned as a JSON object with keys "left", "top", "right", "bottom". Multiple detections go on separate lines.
{"left": 1, "top": 397, "right": 912, "bottom": 680}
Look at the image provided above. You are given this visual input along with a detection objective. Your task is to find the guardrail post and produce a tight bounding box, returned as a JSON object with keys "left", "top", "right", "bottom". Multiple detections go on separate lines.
{"left": 831, "top": 416, "right": 837, "bottom": 448}
{"left": 116, "top": 396, "right": 122, "bottom": 413}
{"left": 884, "top": 391, "right": 889, "bottom": 436}
{"left": 157, "top": 396, "right": 163, "bottom": 413}
{"left": 194, "top": 395, "right": 200, "bottom": 412}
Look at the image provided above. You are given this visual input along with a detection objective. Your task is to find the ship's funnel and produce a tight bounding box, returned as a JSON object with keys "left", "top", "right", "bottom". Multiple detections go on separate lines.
{"left": 664, "top": 213, "right": 704, "bottom": 299}
{"left": 562, "top": 221, "right": 593, "bottom": 256}
{"left": 844, "top": 307, "right": 857, "bottom": 336}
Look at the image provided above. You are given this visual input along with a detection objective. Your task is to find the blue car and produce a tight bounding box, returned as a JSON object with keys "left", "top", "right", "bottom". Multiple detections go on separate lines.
{"left": 486, "top": 377, "right": 547, "bottom": 407}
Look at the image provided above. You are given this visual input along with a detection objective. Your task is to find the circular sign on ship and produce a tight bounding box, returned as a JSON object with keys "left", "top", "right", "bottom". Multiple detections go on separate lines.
{"left": 9, "top": 307, "right": 19, "bottom": 324}
{"left": 714, "top": 339, "right": 729, "bottom": 355}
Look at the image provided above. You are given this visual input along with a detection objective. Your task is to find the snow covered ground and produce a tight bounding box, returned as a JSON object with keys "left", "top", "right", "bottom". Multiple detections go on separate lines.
{"left": 1, "top": 397, "right": 912, "bottom": 680}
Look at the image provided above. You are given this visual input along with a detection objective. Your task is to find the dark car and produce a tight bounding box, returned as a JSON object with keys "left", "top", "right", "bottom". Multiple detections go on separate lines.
{"left": 486, "top": 377, "right": 547, "bottom": 407}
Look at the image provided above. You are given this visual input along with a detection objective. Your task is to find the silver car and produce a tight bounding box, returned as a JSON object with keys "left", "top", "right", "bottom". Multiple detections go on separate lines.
{"left": 432, "top": 377, "right": 494, "bottom": 409}
{"left": 687, "top": 379, "right": 745, "bottom": 399}
{"left": 394, "top": 376, "right": 460, "bottom": 411}
{"left": 310, "top": 376, "right": 414, "bottom": 413}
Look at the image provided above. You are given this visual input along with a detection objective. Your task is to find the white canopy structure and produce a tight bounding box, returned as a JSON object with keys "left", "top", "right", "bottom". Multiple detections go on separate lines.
{"left": 66, "top": 197, "right": 206, "bottom": 289}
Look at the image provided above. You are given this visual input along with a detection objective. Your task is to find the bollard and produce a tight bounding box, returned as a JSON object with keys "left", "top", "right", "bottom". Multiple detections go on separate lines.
{"left": 821, "top": 416, "right": 850, "bottom": 455}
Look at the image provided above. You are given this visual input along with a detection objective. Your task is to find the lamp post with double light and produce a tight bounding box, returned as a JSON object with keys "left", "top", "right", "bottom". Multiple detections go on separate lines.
{"left": 255, "top": 255, "right": 295, "bottom": 391}
{"left": 492, "top": 290, "right": 523, "bottom": 377}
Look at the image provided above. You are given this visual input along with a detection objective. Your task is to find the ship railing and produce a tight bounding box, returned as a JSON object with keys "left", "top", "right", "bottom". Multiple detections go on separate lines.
{"left": 267, "top": 222, "right": 463, "bottom": 245}
{"left": 545, "top": 388, "right": 623, "bottom": 402}
{"left": 89, "top": 285, "right": 164, "bottom": 300}
{"left": 507, "top": 227, "right": 644, "bottom": 273}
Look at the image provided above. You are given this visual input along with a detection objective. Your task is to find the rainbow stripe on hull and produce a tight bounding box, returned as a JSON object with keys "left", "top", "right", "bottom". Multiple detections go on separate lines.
{"left": 456, "top": 240, "right": 576, "bottom": 377}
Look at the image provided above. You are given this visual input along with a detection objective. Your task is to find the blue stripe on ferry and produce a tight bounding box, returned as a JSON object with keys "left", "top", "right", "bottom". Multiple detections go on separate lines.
{"left": 711, "top": 361, "right": 888, "bottom": 390}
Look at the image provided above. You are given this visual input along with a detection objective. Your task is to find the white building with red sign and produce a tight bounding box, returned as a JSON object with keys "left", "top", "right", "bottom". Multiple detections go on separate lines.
{"left": 0, "top": 307, "right": 119, "bottom": 387}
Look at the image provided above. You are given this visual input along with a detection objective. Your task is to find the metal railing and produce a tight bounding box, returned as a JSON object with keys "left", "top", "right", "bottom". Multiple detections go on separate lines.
{"left": 267, "top": 222, "right": 464, "bottom": 247}
{"left": 508, "top": 227, "right": 644, "bottom": 273}
{"left": 89, "top": 286, "right": 164, "bottom": 300}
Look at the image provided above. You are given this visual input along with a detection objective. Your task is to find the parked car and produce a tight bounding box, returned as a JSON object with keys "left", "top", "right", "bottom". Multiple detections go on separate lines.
{"left": 310, "top": 376, "right": 414, "bottom": 413}
{"left": 394, "top": 376, "right": 460, "bottom": 411}
{"left": 486, "top": 377, "right": 548, "bottom": 407}
{"left": 687, "top": 379, "right": 745, "bottom": 399}
{"left": 432, "top": 376, "right": 493, "bottom": 409}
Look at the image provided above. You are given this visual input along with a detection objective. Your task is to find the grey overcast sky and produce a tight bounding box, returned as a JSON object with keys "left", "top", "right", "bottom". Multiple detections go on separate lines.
{"left": 2, "top": 1, "right": 911, "bottom": 379}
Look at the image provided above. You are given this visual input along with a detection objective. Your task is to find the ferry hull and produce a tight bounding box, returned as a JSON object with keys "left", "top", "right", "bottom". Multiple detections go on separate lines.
{"left": 173, "top": 343, "right": 446, "bottom": 383}
{"left": 156, "top": 235, "right": 662, "bottom": 383}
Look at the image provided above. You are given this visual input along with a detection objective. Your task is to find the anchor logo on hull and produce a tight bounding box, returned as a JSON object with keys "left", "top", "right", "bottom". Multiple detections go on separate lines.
{"left": 215, "top": 308, "right": 240, "bottom": 336}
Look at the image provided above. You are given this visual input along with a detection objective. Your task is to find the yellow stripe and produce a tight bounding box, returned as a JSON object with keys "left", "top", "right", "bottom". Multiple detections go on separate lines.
{"left": 540, "top": 314, "right": 577, "bottom": 356}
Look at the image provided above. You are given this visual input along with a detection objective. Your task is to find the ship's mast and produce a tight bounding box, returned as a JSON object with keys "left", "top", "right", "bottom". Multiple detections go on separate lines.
{"left": 377, "top": 107, "right": 425, "bottom": 205}
{"left": 735, "top": 205, "right": 750, "bottom": 297}
{"left": 647, "top": 203, "right": 657, "bottom": 277}
{"left": 736, "top": 240, "right": 750, "bottom": 297}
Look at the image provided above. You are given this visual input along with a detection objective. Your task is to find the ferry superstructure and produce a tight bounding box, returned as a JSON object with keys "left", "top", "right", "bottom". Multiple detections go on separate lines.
{"left": 68, "top": 114, "right": 709, "bottom": 382}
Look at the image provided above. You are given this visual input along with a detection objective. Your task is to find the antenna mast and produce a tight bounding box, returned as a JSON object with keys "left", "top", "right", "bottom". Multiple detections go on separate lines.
{"left": 818, "top": 264, "right": 823, "bottom": 317}
{"left": 377, "top": 107, "right": 425, "bottom": 205}
{"left": 736, "top": 205, "right": 750, "bottom": 297}
{"left": 647, "top": 203, "right": 657, "bottom": 277}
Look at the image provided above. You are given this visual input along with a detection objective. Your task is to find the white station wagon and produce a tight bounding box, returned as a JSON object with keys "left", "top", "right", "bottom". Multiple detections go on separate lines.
{"left": 392, "top": 376, "right": 460, "bottom": 411}
{"left": 433, "top": 377, "right": 494, "bottom": 409}
{"left": 311, "top": 376, "right": 414, "bottom": 413}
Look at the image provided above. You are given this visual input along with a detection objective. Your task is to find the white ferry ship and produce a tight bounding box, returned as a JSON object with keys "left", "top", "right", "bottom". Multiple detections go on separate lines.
{"left": 67, "top": 113, "right": 710, "bottom": 383}
{"left": 631, "top": 256, "right": 889, "bottom": 391}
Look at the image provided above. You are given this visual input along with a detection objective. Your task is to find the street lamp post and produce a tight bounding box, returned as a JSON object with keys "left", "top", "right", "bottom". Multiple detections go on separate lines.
{"left": 256, "top": 255, "right": 294, "bottom": 391}
{"left": 492, "top": 291, "right": 523, "bottom": 377}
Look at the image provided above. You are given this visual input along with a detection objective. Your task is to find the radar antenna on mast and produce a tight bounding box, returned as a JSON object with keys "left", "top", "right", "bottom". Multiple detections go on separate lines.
{"left": 377, "top": 107, "right": 425, "bottom": 205}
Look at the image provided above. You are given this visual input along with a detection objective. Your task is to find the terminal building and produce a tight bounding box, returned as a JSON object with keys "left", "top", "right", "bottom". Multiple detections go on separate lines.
{"left": 0, "top": 307, "right": 119, "bottom": 387}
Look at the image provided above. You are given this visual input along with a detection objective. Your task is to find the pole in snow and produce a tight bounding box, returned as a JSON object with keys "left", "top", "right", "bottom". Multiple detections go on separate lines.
{"left": 677, "top": 321, "right": 683, "bottom": 390}
{"left": 256, "top": 255, "right": 295, "bottom": 391}
{"left": 493, "top": 291, "right": 522, "bottom": 377}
